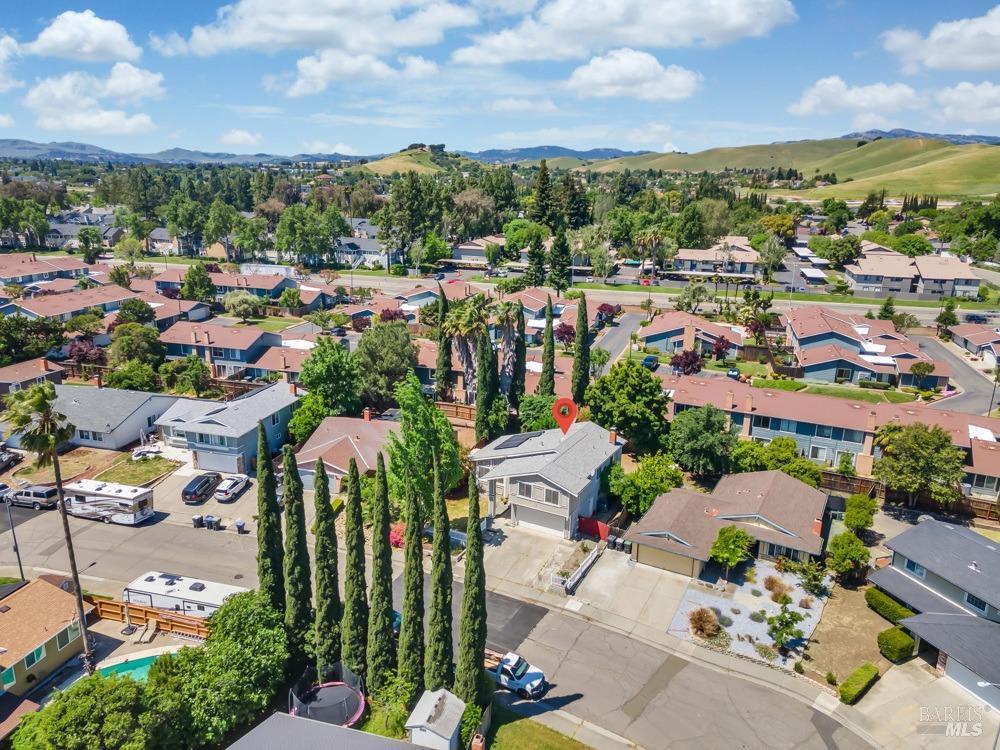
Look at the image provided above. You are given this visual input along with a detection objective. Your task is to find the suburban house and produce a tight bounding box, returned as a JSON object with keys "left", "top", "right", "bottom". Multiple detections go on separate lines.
{"left": 230, "top": 713, "right": 411, "bottom": 750}
{"left": 625, "top": 471, "right": 829, "bottom": 577}
{"left": 453, "top": 234, "right": 505, "bottom": 264}
{"left": 44, "top": 223, "right": 83, "bottom": 249}
{"left": 662, "top": 374, "right": 1000, "bottom": 498}
{"left": 868, "top": 519, "right": 1000, "bottom": 708}
{"left": 0, "top": 578, "right": 92, "bottom": 697}
{"left": 297, "top": 282, "right": 340, "bottom": 311}
{"left": 131, "top": 293, "right": 211, "bottom": 331}
{"left": 292, "top": 411, "right": 400, "bottom": 491}
{"left": 670, "top": 236, "right": 759, "bottom": 279}
{"left": 948, "top": 323, "right": 1000, "bottom": 367}
{"left": 148, "top": 228, "right": 178, "bottom": 253}
{"left": 341, "top": 294, "right": 406, "bottom": 326}
{"left": 332, "top": 236, "right": 393, "bottom": 268}
{"left": 153, "top": 270, "right": 296, "bottom": 302}
{"left": 843, "top": 243, "right": 980, "bottom": 298}
{"left": 0, "top": 358, "right": 64, "bottom": 396}
{"left": 914, "top": 255, "right": 981, "bottom": 298}
{"left": 638, "top": 311, "right": 745, "bottom": 358}
{"left": 247, "top": 346, "right": 312, "bottom": 383}
{"left": 471, "top": 422, "right": 623, "bottom": 538}
{"left": 1, "top": 285, "right": 139, "bottom": 323}
{"left": 0, "top": 253, "right": 90, "bottom": 287}
{"left": 2, "top": 385, "right": 179, "bottom": 450}
{"left": 155, "top": 382, "right": 298, "bottom": 473}
{"left": 159, "top": 321, "right": 283, "bottom": 379}
{"left": 350, "top": 218, "right": 379, "bottom": 240}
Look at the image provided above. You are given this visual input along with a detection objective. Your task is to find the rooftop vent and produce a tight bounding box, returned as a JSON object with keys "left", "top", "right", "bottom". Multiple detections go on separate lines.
{"left": 0, "top": 606, "right": 10, "bottom": 614}
{"left": 189, "top": 582, "right": 206, "bottom": 592}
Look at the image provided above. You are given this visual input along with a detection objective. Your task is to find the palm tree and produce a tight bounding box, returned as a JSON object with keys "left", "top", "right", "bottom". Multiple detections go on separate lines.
{"left": 1, "top": 382, "right": 95, "bottom": 673}
{"left": 492, "top": 300, "right": 521, "bottom": 399}
{"left": 442, "top": 295, "right": 489, "bottom": 403}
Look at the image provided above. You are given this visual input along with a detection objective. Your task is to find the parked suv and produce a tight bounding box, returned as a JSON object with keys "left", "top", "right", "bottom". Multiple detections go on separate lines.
{"left": 8, "top": 485, "right": 58, "bottom": 510}
{"left": 0, "top": 448, "right": 20, "bottom": 473}
{"left": 182, "top": 473, "right": 222, "bottom": 504}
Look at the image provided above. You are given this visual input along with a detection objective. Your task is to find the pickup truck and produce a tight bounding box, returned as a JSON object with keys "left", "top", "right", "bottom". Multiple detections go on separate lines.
{"left": 485, "top": 649, "right": 547, "bottom": 699}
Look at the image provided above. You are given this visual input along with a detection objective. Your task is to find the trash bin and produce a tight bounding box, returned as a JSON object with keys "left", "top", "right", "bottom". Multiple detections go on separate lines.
{"left": 235, "top": 518, "right": 245, "bottom": 535}
{"left": 192, "top": 514, "right": 203, "bottom": 529}
{"left": 204, "top": 514, "right": 217, "bottom": 531}
{"left": 621, "top": 539, "right": 632, "bottom": 554}
{"left": 607, "top": 535, "right": 617, "bottom": 551}
{"left": 614, "top": 536, "right": 624, "bottom": 551}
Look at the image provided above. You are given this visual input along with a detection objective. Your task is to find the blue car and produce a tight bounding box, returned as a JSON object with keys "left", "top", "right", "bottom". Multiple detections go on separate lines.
{"left": 641, "top": 355, "right": 659, "bottom": 370}
{"left": 726, "top": 367, "right": 741, "bottom": 380}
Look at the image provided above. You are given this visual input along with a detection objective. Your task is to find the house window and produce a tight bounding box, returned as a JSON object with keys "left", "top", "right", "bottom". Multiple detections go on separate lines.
{"left": 809, "top": 446, "right": 827, "bottom": 461}
{"left": 543, "top": 488, "right": 559, "bottom": 506}
{"left": 517, "top": 482, "right": 532, "bottom": 499}
{"left": 972, "top": 475, "right": 998, "bottom": 491}
{"left": 23, "top": 645, "right": 45, "bottom": 670}
{"left": 1, "top": 666, "right": 14, "bottom": 690}
{"left": 836, "top": 451, "right": 855, "bottom": 468}
{"left": 92, "top": 432, "right": 103, "bottom": 442}
{"left": 212, "top": 347, "right": 225, "bottom": 358}
{"left": 843, "top": 429, "right": 864, "bottom": 444}
{"left": 270, "top": 413, "right": 279, "bottom": 426}
{"left": 79, "top": 430, "right": 91, "bottom": 440}
{"left": 904, "top": 558, "right": 926, "bottom": 578}
{"left": 752, "top": 415, "right": 772, "bottom": 429}
{"left": 815, "top": 425, "right": 833, "bottom": 439}
{"left": 835, "top": 368, "right": 853, "bottom": 382}
{"left": 965, "top": 593, "right": 989, "bottom": 613}
{"left": 56, "top": 622, "right": 81, "bottom": 651}
{"left": 147, "top": 415, "right": 156, "bottom": 428}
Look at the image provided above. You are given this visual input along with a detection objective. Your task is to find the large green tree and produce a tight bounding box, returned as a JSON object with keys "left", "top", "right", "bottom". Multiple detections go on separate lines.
{"left": 528, "top": 159, "right": 556, "bottom": 229}
{"left": 435, "top": 284, "right": 453, "bottom": 401}
{"left": 571, "top": 293, "right": 590, "bottom": 404}
{"left": 398, "top": 481, "right": 425, "bottom": 696}
{"left": 873, "top": 423, "right": 966, "bottom": 507}
{"left": 255, "top": 422, "right": 284, "bottom": 612}
{"left": 607, "top": 452, "right": 682, "bottom": 516}
{"left": 510, "top": 302, "right": 527, "bottom": 409}
{"left": 298, "top": 335, "right": 361, "bottom": 414}
{"left": 709, "top": 525, "right": 754, "bottom": 581}
{"left": 454, "top": 474, "right": 488, "bottom": 707}
{"left": 366, "top": 453, "right": 396, "bottom": 693}
{"left": 341, "top": 459, "right": 369, "bottom": 681}
{"left": 282, "top": 446, "right": 312, "bottom": 676}
{"left": 108, "top": 323, "right": 165, "bottom": 367}
{"left": 313, "top": 462, "right": 342, "bottom": 681}
{"left": 425, "top": 458, "right": 454, "bottom": 691}
{"left": 355, "top": 320, "right": 417, "bottom": 412}
{"left": 547, "top": 228, "right": 572, "bottom": 296}
{"left": 668, "top": 405, "right": 735, "bottom": 476}
{"left": 475, "top": 332, "right": 501, "bottom": 442}
{"left": 538, "top": 296, "right": 555, "bottom": 396}
{"left": 0, "top": 316, "right": 65, "bottom": 366}
{"left": 524, "top": 235, "right": 547, "bottom": 287}
{"left": 179, "top": 263, "right": 216, "bottom": 302}
{"left": 586, "top": 359, "right": 668, "bottom": 453}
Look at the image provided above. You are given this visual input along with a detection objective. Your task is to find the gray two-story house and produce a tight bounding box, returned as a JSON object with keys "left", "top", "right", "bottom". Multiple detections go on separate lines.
{"left": 869, "top": 519, "right": 1000, "bottom": 708}
{"left": 470, "top": 422, "right": 622, "bottom": 538}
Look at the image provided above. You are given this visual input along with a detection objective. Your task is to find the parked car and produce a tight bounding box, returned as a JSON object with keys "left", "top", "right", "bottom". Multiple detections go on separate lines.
{"left": 434, "top": 272, "right": 445, "bottom": 280}
{"left": 182, "top": 473, "right": 222, "bottom": 504}
{"left": 8, "top": 485, "right": 58, "bottom": 510}
{"left": 489, "top": 651, "right": 547, "bottom": 699}
{"left": 965, "top": 314, "right": 988, "bottom": 324}
{"left": 214, "top": 474, "right": 249, "bottom": 502}
{"left": 0, "top": 483, "right": 13, "bottom": 501}
{"left": 726, "top": 367, "right": 741, "bottom": 380}
{"left": 330, "top": 326, "right": 347, "bottom": 336}
{"left": 641, "top": 354, "right": 659, "bottom": 370}
{"left": 0, "top": 448, "right": 21, "bottom": 473}
{"left": 585, "top": 276, "right": 594, "bottom": 283}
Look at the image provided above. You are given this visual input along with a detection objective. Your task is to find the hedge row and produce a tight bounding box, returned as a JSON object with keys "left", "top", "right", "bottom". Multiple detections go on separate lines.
{"left": 865, "top": 587, "right": 915, "bottom": 625}
{"left": 858, "top": 379, "right": 892, "bottom": 390}
{"left": 877, "top": 626, "right": 915, "bottom": 662}
{"left": 839, "top": 663, "right": 880, "bottom": 705}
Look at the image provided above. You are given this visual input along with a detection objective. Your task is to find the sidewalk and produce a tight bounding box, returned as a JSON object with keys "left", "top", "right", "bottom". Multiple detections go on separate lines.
{"left": 494, "top": 691, "right": 641, "bottom": 750}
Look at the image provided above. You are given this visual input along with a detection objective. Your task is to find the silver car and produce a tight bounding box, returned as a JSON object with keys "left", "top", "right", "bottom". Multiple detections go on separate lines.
{"left": 214, "top": 474, "right": 249, "bottom": 502}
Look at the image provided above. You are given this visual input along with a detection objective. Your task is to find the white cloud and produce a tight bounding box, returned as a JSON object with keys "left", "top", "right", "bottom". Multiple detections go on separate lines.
{"left": 624, "top": 122, "right": 677, "bottom": 151}
{"left": 0, "top": 35, "right": 22, "bottom": 93}
{"left": 25, "top": 10, "right": 141, "bottom": 62}
{"left": 23, "top": 64, "right": 163, "bottom": 135}
{"left": 935, "top": 81, "right": 1000, "bottom": 124}
{"left": 566, "top": 48, "right": 700, "bottom": 101}
{"left": 228, "top": 104, "right": 283, "bottom": 117}
{"left": 149, "top": 31, "right": 189, "bottom": 57}
{"left": 454, "top": 0, "right": 796, "bottom": 64}
{"left": 220, "top": 129, "right": 263, "bottom": 146}
{"left": 399, "top": 55, "right": 439, "bottom": 79}
{"left": 489, "top": 97, "right": 557, "bottom": 112}
{"left": 850, "top": 112, "right": 899, "bottom": 131}
{"left": 788, "top": 76, "right": 921, "bottom": 116}
{"left": 303, "top": 140, "right": 359, "bottom": 155}
{"left": 288, "top": 51, "right": 396, "bottom": 96}
{"left": 0, "top": 114, "right": 13, "bottom": 128}
{"left": 883, "top": 6, "right": 1000, "bottom": 73}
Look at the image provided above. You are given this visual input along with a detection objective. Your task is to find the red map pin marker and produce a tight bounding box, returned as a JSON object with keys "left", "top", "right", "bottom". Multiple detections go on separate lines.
{"left": 552, "top": 398, "right": 578, "bottom": 435}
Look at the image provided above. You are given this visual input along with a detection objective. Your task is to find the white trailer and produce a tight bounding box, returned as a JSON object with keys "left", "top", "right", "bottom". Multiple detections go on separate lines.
{"left": 122, "top": 571, "right": 248, "bottom": 617}
{"left": 62, "top": 479, "right": 154, "bottom": 525}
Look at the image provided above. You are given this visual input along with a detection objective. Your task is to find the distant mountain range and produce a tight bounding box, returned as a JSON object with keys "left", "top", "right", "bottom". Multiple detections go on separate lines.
{"left": 0, "top": 139, "right": 649, "bottom": 166}
{"left": 840, "top": 128, "right": 1000, "bottom": 146}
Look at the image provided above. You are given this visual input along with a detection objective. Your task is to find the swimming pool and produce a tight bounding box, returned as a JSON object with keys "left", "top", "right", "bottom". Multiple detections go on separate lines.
{"left": 99, "top": 654, "right": 159, "bottom": 682}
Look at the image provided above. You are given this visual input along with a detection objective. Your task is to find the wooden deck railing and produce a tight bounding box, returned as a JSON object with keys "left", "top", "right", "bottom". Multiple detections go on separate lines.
{"left": 88, "top": 598, "right": 211, "bottom": 640}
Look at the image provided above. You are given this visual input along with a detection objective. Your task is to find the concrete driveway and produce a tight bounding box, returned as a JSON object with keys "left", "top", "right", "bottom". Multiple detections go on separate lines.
{"left": 595, "top": 312, "right": 644, "bottom": 374}
{"left": 914, "top": 336, "right": 994, "bottom": 414}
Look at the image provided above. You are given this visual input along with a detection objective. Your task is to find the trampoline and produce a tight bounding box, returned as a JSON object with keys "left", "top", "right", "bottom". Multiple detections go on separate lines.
{"left": 288, "top": 664, "right": 366, "bottom": 727}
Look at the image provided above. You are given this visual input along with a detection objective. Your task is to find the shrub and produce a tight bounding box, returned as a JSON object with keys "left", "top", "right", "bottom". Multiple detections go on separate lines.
{"left": 458, "top": 703, "right": 482, "bottom": 749}
{"left": 864, "top": 587, "right": 915, "bottom": 625}
{"left": 772, "top": 590, "right": 792, "bottom": 605}
{"left": 754, "top": 643, "right": 778, "bottom": 661}
{"left": 793, "top": 661, "right": 804, "bottom": 674}
{"left": 751, "top": 588, "right": 762, "bottom": 597}
{"left": 719, "top": 615, "right": 734, "bottom": 627}
{"left": 858, "top": 379, "right": 892, "bottom": 390}
{"left": 799, "top": 597, "right": 813, "bottom": 609}
{"left": 689, "top": 607, "right": 720, "bottom": 638}
{"left": 764, "top": 575, "right": 783, "bottom": 592}
{"left": 826, "top": 671, "right": 837, "bottom": 686}
{"left": 750, "top": 610, "right": 766, "bottom": 623}
{"left": 877, "top": 626, "right": 915, "bottom": 662}
{"left": 744, "top": 567, "right": 757, "bottom": 584}
{"left": 839, "top": 663, "right": 879, "bottom": 705}
{"left": 389, "top": 522, "right": 406, "bottom": 548}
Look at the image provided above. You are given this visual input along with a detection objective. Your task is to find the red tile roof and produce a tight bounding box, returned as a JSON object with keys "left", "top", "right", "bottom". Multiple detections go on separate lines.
{"left": 12, "top": 284, "right": 137, "bottom": 318}
{"left": 159, "top": 320, "right": 270, "bottom": 349}
{"left": 0, "top": 358, "right": 63, "bottom": 385}
{"left": 638, "top": 310, "right": 745, "bottom": 346}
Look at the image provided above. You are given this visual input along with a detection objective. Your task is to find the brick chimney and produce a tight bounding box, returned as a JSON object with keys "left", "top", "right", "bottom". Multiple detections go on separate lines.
{"left": 280, "top": 352, "right": 287, "bottom": 369}
{"left": 812, "top": 518, "right": 823, "bottom": 536}
{"left": 724, "top": 390, "right": 735, "bottom": 410}
{"left": 742, "top": 393, "right": 754, "bottom": 413}
{"left": 205, "top": 330, "right": 212, "bottom": 345}
{"left": 290, "top": 381, "right": 298, "bottom": 396}
{"left": 191, "top": 329, "right": 199, "bottom": 344}
{"left": 39, "top": 357, "right": 49, "bottom": 372}
{"left": 866, "top": 410, "right": 877, "bottom": 432}
{"left": 609, "top": 429, "right": 617, "bottom": 444}
{"left": 363, "top": 407, "right": 372, "bottom": 422}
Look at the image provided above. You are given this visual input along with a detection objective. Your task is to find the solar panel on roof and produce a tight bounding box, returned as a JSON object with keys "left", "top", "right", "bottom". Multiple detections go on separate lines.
{"left": 496, "top": 431, "right": 544, "bottom": 450}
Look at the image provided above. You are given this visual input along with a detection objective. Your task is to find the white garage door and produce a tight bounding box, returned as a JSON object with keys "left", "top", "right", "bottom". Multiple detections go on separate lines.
{"left": 194, "top": 450, "right": 241, "bottom": 474}
{"left": 515, "top": 506, "right": 565, "bottom": 537}
{"left": 946, "top": 657, "right": 1000, "bottom": 709}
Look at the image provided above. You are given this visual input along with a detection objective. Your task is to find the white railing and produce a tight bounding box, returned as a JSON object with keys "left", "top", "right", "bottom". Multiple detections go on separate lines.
{"left": 551, "top": 543, "right": 604, "bottom": 594}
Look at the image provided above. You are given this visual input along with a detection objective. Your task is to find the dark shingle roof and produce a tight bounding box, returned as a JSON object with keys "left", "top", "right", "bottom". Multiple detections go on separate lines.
{"left": 902, "top": 612, "right": 1000, "bottom": 684}
{"left": 868, "top": 566, "right": 966, "bottom": 615}
{"left": 228, "top": 713, "right": 410, "bottom": 750}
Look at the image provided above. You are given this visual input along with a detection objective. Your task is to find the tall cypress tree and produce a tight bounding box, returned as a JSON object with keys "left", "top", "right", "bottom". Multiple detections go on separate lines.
{"left": 538, "top": 296, "right": 555, "bottom": 396}
{"left": 255, "top": 422, "right": 284, "bottom": 612}
{"left": 282, "top": 445, "right": 311, "bottom": 676}
{"left": 510, "top": 301, "right": 526, "bottom": 410}
{"left": 525, "top": 236, "right": 547, "bottom": 287}
{"left": 528, "top": 158, "right": 554, "bottom": 228}
{"left": 475, "top": 333, "right": 499, "bottom": 442}
{"left": 366, "top": 453, "right": 396, "bottom": 693}
{"left": 313, "top": 461, "right": 341, "bottom": 680}
{"left": 425, "top": 457, "right": 454, "bottom": 690}
{"left": 398, "top": 481, "right": 425, "bottom": 695}
{"left": 455, "top": 474, "right": 487, "bottom": 707}
{"left": 341, "top": 458, "right": 369, "bottom": 682}
{"left": 435, "top": 283, "right": 452, "bottom": 401}
{"left": 547, "top": 228, "right": 571, "bottom": 296}
{"left": 571, "top": 293, "right": 590, "bottom": 404}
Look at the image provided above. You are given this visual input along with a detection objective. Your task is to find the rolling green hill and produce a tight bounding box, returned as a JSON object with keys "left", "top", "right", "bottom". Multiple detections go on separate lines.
{"left": 359, "top": 148, "right": 481, "bottom": 176}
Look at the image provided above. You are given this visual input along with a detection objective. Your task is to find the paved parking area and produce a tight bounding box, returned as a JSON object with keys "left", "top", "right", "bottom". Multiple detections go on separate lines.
{"left": 484, "top": 523, "right": 574, "bottom": 592}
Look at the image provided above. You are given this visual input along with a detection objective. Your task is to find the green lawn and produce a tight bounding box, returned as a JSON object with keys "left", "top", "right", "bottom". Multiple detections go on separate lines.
{"left": 446, "top": 494, "right": 488, "bottom": 532}
{"left": 752, "top": 378, "right": 806, "bottom": 392}
{"left": 0, "top": 577, "right": 22, "bottom": 585}
{"left": 801, "top": 384, "right": 917, "bottom": 404}
{"left": 705, "top": 359, "right": 770, "bottom": 377}
{"left": 96, "top": 456, "right": 181, "bottom": 485}
{"left": 487, "top": 705, "right": 589, "bottom": 750}
{"left": 232, "top": 316, "right": 303, "bottom": 332}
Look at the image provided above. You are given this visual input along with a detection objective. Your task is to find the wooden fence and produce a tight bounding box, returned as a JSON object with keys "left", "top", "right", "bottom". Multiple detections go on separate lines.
{"left": 435, "top": 401, "right": 476, "bottom": 424}
{"left": 88, "top": 598, "right": 211, "bottom": 640}
{"left": 820, "top": 471, "right": 883, "bottom": 498}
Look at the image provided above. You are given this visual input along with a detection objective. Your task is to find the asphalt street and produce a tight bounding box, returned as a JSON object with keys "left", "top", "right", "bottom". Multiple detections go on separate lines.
{"left": 915, "top": 335, "right": 995, "bottom": 414}
{"left": 0, "top": 510, "right": 870, "bottom": 749}
{"left": 594, "top": 312, "right": 645, "bottom": 374}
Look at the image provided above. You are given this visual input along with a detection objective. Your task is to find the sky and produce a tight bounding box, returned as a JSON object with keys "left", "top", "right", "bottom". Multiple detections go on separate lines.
{"left": 0, "top": 1, "right": 998, "bottom": 156}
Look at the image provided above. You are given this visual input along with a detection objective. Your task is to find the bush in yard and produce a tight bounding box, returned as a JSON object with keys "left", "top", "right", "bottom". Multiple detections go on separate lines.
{"left": 877, "top": 626, "right": 915, "bottom": 662}
{"left": 764, "top": 575, "right": 783, "bottom": 592}
{"left": 794, "top": 661, "right": 804, "bottom": 674}
{"left": 839, "top": 663, "right": 879, "bottom": 705}
{"left": 689, "top": 607, "right": 720, "bottom": 638}
{"left": 773, "top": 591, "right": 792, "bottom": 605}
{"left": 799, "top": 597, "right": 813, "bottom": 609}
{"left": 719, "top": 615, "right": 734, "bottom": 627}
{"left": 864, "top": 587, "right": 915, "bottom": 625}
{"left": 755, "top": 643, "right": 778, "bottom": 661}
{"left": 843, "top": 494, "right": 877, "bottom": 535}
{"left": 389, "top": 522, "right": 406, "bottom": 548}
{"left": 826, "top": 671, "right": 838, "bottom": 686}
{"left": 750, "top": 610, "right": 766, "bottom": 623}
{"left": 751, "top": 589, "right": 762, "bottom": 597}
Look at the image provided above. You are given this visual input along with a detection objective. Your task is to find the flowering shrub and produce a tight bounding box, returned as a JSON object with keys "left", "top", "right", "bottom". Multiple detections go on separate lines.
{"left": 389, "top": 521, "right": 406, "bottom": 548}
